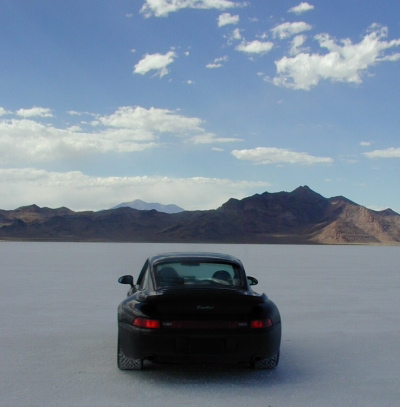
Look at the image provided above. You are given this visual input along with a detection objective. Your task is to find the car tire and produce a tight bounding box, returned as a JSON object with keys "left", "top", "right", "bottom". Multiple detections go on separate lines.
{"left": 251, "top": 352, "right": 280, "bottom": 370}
{"left": 117, "top": 336, "right": 144, "bottom": 370}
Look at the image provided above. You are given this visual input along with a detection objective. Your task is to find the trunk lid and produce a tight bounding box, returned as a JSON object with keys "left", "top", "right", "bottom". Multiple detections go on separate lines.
{"left": 145, "top": 288, "right": 263, "bottom": 319}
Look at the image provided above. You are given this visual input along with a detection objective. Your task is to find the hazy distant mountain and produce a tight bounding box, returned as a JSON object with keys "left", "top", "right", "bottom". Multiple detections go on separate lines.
{"left": 112, "top": 199, "right": 184, "bottom": 214}
{"left": 1, "top": 186, "right": 399, "bottom": 244}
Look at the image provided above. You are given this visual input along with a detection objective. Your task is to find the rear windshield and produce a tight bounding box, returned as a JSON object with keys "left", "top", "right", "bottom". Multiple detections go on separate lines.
{"left": 154, "top": 260, "right": 244, "bottom": 289}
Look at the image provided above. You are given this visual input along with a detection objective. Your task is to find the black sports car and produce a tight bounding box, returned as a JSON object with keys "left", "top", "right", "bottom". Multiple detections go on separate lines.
{"left": 117, "top": 252, "right": 281, "bottom": 370}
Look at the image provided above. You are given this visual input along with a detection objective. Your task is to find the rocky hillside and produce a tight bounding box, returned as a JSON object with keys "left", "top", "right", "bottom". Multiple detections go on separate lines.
{"left": 1, "top": 186, "right": 399, "bottom": 244}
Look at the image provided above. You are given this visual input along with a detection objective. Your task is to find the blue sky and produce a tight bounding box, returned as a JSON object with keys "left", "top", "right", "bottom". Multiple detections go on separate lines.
{"left": 1, "top": 0, "right": 400, "bottom": 212}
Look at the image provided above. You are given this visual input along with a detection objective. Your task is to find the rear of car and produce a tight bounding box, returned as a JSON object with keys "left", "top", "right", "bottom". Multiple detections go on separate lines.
{"left": 117, "top": 253, "right": 281, "bottom": 369}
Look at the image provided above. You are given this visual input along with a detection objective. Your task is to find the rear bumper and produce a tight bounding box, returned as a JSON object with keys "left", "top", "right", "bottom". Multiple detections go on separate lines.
{"left": 118, "top": 322, "right": 281, "bottom": 365}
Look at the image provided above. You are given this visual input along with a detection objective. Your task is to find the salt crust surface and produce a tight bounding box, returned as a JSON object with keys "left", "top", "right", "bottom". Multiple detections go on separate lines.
{"left": 1, "top": 242, "right": 399, "bottom": 407}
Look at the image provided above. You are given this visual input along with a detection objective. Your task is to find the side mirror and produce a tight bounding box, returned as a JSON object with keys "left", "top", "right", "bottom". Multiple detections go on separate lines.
{"left": 118, "top": 275, "right": 134, "bottom": 287}
{"left": 247, "top": 276, "right": 258, "bottom": 286}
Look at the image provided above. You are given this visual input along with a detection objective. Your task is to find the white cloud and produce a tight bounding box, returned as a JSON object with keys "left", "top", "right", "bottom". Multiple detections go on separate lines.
{"left": 379, "top": 53, "right": 400, "bottom": 62}
{"left": 0, "top": 106, "right": 238, "bottom": 165}
{"left": 290, "top": 35, "right": 308, "bottom": 55}
{"left": 271, "top": 22, "right": 312, "bottom": 39}
{"left": 133, "top": 50, "right": 177, "bottom": 77}
{"left": 206, "top": 55, "right": 229, "bottom": 68}
{"left": 363, "top": 147, "right": 400, "bottom": 158}
{"left": 66, "top": 125, "right": 82, "bottom": 132}
{"left": 96, "top": 106, "right": 204, "bottom": 134}
{"left": 0, "top": 168, "right": 270, "bottom": 211}
{"left": 288, "top": 2, "right": 314, "bottom": 15}
{"left": 218, "top": 12, "right": 239, "bottom": 27}
{"left": 225, "top": 28, "right": 242, "bottom": 43}
{"left": 231, "top": 147, "right": 333, "bottom": 165}
{"left": 0, "top": 118, "right": 158, "bottom": 165}
{"left": 16, "top": 107, "right": 53, "bottom": 118}
{"left": 67, "top": 110, "right": 82, "bottom": 116}
{"left": 360, "top": 141, "right": 372, "bottom": 147}
{"left": 191, "top": 133, "right": 242, "bottom": 144}
{"left": 67, "top": 110, "right": 97, "bottom": 117}
{"left": 140, "top": 0, "right": 245, "bottom": 17}
{"left": 236, "top": 40, "right": 273, "bottom": 54}
{"left": 273, "top": 24, "right": 400, "bottom": 90}
{"left": 0, "top": 107, "right": 10, "bottom": 116}
{"left": 231, "top": 28, "right": 242, "bottom": 40}
{"left": 257, "top": 32, "right": 269, "bottom": 40}
{"left": 99, "top": 106, "right": 239, "bottom": 144}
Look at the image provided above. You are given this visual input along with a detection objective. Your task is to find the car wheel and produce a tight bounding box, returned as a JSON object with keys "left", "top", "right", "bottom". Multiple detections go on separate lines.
{"left": 117, "top": 336, "right": 144, "bottom": 370}
{"left": 251, "top": 352, "right": 280, "bottom": 370}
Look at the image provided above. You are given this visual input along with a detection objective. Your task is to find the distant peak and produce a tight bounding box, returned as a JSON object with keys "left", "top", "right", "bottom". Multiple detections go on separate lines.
{"left": 291, "top": 185, "right": 320, "bottom": 196}
{"left": 293, "top": 185, "right": 311, "bottom": 192}
{"left": 378, "top": 208, "right": 399, "bottom": 216}
{"left": 112, "top": 199, "right": 185, "bottom": 214}
{"left": 329, "top": 195, "right": 358, "bottom": 206}
{"left": 16, "top": 204, "right": 41, "bottom": 211}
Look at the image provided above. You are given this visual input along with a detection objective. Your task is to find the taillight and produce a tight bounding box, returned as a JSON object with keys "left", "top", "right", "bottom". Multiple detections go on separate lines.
{"left": 250, "top": 319, "right": 273, "bottom": 329}
{"left": 133, "top": 317, "right": 161, "bottom": 329}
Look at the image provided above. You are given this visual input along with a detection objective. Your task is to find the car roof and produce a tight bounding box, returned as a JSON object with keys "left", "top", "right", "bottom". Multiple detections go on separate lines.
{"left": 148, "top": 252, "right": 244, "bottom": 267}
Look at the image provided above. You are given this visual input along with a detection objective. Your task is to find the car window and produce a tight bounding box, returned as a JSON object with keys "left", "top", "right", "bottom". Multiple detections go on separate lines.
{"left": 136, "top": 260, "right": 149, "bottom": 288}
{"left": 154, "top": 261, "right": 243, "bottom": 288}
{"left": 138, "top": 267, "right": 151, "bottom": 290}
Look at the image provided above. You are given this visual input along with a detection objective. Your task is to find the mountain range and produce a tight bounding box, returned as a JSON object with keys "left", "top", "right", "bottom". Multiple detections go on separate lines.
{"left": 1, "top": 186, "right": 399, "bottom": 244}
